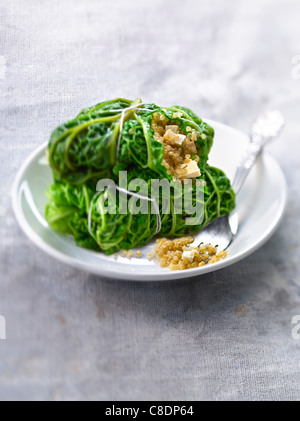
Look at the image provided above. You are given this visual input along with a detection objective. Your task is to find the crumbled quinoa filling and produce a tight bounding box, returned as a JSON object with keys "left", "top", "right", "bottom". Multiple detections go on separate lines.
{"left": 155, "top": 237, "right": 228, "bottom": 271}
{"left": 151, "top": 112, "right": 201, "bottom": 180}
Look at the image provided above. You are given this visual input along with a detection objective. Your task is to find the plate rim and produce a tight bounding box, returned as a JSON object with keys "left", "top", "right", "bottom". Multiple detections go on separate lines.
{"left": 11, "top": 122, "right": 288, "bottom": 281}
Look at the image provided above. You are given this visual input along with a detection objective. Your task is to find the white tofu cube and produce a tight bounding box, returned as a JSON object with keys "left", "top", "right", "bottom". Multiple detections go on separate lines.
{"left": 164, "top": 129, "right": 186, "bottom": 146}
{"left": 182, "top": 250, "right": 194, "bottom": 261}
{"left": 165, "top": 125, "right": 179, "bottom": 134}
{"left": 181, "top": 160, "right": 201, "bottom": 179}
{"left": 173, "top": 134, "right": 186, "bottom": 146}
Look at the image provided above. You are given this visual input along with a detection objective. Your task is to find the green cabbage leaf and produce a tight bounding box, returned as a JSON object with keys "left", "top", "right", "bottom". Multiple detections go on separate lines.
{"left": 46, "top": 98, "right": 235, "bottom": 254}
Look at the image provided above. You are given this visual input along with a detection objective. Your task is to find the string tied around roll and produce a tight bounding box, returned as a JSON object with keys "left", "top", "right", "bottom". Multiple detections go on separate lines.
{"left": 88, "top": 185, "right": 162, "bottom": 240}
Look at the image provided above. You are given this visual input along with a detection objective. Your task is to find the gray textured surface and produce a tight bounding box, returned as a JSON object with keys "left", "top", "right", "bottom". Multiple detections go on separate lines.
{"left": 1, "top": 0, "right": 300, "bottom": 401}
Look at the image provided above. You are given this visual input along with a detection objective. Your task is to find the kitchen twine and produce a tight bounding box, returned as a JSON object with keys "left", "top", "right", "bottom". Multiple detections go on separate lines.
{"left": 88, "top": 102, "right": 162, "bottom": 240}
{"left": 88, "top": 186, "right": 162, "bottom": 239}
{"left": 105, "top": 102, "right": 153, "bottom": 160}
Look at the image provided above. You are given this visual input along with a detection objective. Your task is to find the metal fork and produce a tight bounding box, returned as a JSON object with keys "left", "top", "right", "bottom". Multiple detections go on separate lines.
{"left": 196, "top": 110, "right": 285, "bottom": 250}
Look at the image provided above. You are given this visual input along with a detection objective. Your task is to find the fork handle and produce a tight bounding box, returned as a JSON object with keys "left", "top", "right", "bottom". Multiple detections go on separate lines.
{"left": 232, "top": 134, "right": 267, "bottom": 194}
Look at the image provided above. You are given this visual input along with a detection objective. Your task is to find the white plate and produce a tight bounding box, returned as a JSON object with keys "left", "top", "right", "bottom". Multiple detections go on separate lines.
{"left": 12, "top": 120, "right": 287, "bottom": 281}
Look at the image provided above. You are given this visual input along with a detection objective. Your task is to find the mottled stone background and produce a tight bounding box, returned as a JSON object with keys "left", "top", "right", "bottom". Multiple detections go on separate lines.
{"left": 0, "top": 0, "right": 300, "bottom": 401}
